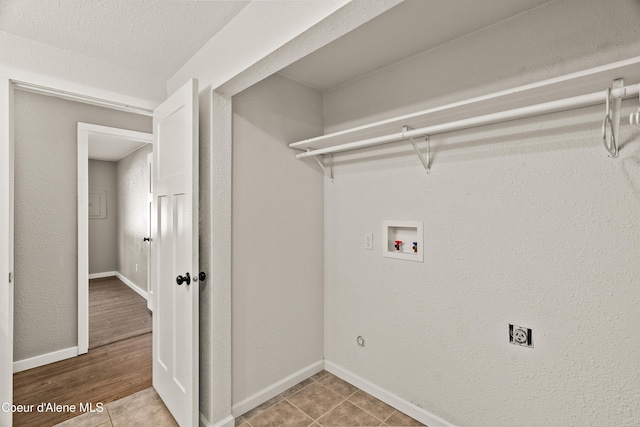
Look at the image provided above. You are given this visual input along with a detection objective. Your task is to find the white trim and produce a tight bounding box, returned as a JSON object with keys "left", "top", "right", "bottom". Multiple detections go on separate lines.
{"left": 1, "top": 77, "right": 15, "bottom": 427}
{"left": 232, "top": 360, "right": 323, "bottom": 417}
{"left": 78, "top": 123, "right": 153, "bottom": 355}
{"left": 7, "top": 73, "right": 158, "bottom": 114}
{"left": 88, "top": 271, "right": 117, "bottom": 279}
{"left": 13, "top": 346, "right": 79, "bottom": 374}
{"left": 324, "top": 360, "right": 453, "bottom": 427}
{"left": 200, "top": 413, "right": 234, "bottom": 427}
{"left": 115, "top": 272, "right": 148, "bottom": 300}
{"left": 77, "top": 122, "right": 154, "bottom": 141}
{"left": 78, "top": 127, "right": 89, "bottom": 355}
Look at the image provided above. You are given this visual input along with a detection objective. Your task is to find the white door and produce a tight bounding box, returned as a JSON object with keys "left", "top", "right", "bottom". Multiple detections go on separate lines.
{"left": 0, "top": 78, "right": 13, "bottom": 427}
{"left": 152, "top": 78, "right": 199, "bottom": 427}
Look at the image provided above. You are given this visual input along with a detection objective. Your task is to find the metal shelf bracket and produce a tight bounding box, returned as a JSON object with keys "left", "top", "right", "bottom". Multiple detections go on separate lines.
{"left": 403, "top": 125, "right": 430, "bottom": 173}
{"left": 630, "top": 83, "right": 640, "bottom": 129}
{"left": 310, "top": 150, "right": 334, "bottom": 182}
{"left": 603, "top": 78, "right": 624, "bottom": 158}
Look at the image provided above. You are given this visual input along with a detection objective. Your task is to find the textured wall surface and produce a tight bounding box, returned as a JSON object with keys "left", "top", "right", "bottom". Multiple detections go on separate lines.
{"left": 322, "top": 0, "right": 640, "bottom": 425}
{"left": 117, "top": 144, "right": 152, "bottom": 292}
{"left": 0, "top": 31, "right": 166, "bottom": 104}
{"left": 324, "top": 0, "right": 640, "bottom": 133}
{"left": 88, "top": 160, "right": 118, "bottom": 274}
{"left": 232, "top": 74, "right": 325, "bottom": 403}
{"left": 13, "top": 90, "right": 151, "bottom": 361}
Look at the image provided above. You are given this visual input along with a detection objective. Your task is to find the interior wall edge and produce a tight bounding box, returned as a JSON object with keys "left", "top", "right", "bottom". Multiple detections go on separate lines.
{"left": 231, "top": 360, "right": 324, "bottom": 417}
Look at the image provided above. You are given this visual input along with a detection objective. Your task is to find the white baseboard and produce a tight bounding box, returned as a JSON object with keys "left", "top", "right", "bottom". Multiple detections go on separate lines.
{"left": 88, "top": 271, "right": 116, "bottom": 279}
{"left": 115, "top": 272, "right": 147, "bottom": 300}
{"left": 232, "top": 360, "right": 323, "bottom": 417}
{"left": 13, "top": 346, "right": 79, "bottom": 373}
{"left": 325, "top": 360, "right": 452, "bottom": 427}
{"left": 200, "top": 413, "right": 234, "bottom": 427}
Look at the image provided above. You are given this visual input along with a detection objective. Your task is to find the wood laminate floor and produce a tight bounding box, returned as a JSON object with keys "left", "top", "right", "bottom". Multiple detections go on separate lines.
{"left": 12, "top": 333, "right": 152, "bottom": 426}
{"left": 89, "top": 277, "right": 152, "bottom": 349}
{"left": 12, "top": 276, "right": 153, "bottom": 426}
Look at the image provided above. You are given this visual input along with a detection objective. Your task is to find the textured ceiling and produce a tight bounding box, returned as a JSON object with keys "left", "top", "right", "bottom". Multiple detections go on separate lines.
{"left": 279, "top": 0, "right": 552, "bottom": 91}
{"left": 0, "top": 0, "right": 250, "bottom": 80}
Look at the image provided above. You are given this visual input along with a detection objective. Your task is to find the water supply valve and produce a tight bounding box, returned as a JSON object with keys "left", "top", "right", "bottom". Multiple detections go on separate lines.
{"left": 394, "top": 240, "right": 403, "bottom": 252}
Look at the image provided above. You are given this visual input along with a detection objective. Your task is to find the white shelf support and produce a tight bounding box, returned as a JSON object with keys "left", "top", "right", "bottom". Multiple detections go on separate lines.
{"left": 603, "top": 78, "right": 624, "bottom": 158}
{"left": 311, "top": 151, "right": 334, "bottom": 182}
{"left": 294, "top": 84, "right": 639, "bottom": 161}
{"left": 290, "top": 57, "right": 640, "bottom": 170}
{"left": 631, "top": 83, "right": 640, "bottom": 129}
{"left": 403, "top": 125, "right": 430, "bottom": 174}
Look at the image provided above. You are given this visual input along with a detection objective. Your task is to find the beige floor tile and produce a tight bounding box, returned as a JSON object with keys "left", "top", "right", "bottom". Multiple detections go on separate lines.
{"left": 317, "top": 401, "right": 381, "bottom": 427}
{"left": 235, "top": 415, "right": 248, "bottom": 426}
{"left": 249, "top": 400, "right": 314, "bottom": 427}
{"left": 242, "top": 394, "right": 284, "bottom": 420}
{"left": 52, "top": 409, "right": 111, "bottom": 427}
{"left": 310, "top": 370, "right": 330, "bottom": 381}
{"left": 105, "top": 387, "right": 161, "bottom": 419}
{"left": 287, "top": 382, "right": 344, "bottom": 419}
{"left": 110, "top": 400, "right": 178, "bottom": 427}
{"left": 281, "top": 377, "right": 316, "bottom": 398}
{"left": 97, "top": 423, "right": 113, "bottom": 427}
{"left": 348, "top": 390, "right": 395, "bottom": 422}
{"left": 384, "top": 410, "right": 424, "bottom": 426}
{"left": 317, "top": 373, "right": 358, "bottom": 398}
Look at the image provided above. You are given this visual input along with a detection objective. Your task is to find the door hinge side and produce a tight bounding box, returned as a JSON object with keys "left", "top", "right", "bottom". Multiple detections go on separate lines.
{"left": 9, "top": 272, "right": 12, "bottom": 283}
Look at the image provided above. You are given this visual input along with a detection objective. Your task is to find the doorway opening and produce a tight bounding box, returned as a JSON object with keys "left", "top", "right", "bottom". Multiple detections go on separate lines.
{"left": 78, "top": 123, "right": 154, "bottom": 353}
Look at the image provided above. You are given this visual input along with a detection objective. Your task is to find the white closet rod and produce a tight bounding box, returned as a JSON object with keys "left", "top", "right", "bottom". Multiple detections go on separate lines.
{"left": 296, "top": 84, "right": 639, "bottom": 159}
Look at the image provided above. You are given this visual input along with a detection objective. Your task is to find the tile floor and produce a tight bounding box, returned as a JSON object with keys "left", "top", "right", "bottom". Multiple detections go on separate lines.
{"left": 236, "top": 370, "right": 425, "bottom": 427}
{"left": 52, "top": 387, "right": 177, "bottom": 427}
{"left": 51, "top": 370, "right": 424, "bottom": 427}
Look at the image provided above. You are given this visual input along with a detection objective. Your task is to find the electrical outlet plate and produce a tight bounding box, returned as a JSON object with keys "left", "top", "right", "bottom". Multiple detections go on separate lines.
{"left": 364, "top": 233, "right": 373, "bottom": 250}
{"left": 509, "top": 324, "right": 533, "bottom": 348}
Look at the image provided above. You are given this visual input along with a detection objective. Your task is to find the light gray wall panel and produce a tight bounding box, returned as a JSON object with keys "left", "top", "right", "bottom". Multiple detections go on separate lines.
{"left": 88, "top": 160, "right": 118, "bottom": 274}
{"left": 232, "top": 73, "right": 324, "bottom": 403}
{"left": 117, "top": 144, "right": 152, "bottom": 292}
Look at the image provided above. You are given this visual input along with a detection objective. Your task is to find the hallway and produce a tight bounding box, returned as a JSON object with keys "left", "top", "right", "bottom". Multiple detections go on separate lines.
{"left": 12, "top": 333, "right": 152, "bottom": 426}
{"left": 12, "top": 277, "right": 153, "bottom": 426}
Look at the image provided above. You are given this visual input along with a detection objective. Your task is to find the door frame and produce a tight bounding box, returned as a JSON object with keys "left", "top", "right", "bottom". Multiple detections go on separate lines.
{"left": 146, "top": 152, "right": 154, "bottom": 311}
{"left": 0, "top": 77, "right": 14, "bottom": 427}
{"left": 77, "top": 123, "right": 153, "bottom": 354}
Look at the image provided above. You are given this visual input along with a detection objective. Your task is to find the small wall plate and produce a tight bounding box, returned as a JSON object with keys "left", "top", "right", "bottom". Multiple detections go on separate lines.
{"left": 509, "top": 324, "right": 533, "bottom": 348}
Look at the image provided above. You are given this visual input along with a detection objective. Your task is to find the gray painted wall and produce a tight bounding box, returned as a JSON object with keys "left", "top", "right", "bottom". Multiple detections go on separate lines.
{"left": 88, "top": 160, "right": 118, "bottom": 274}
{"left": 322, "top": 0, "right": 640, "bottom": 426}
{"left": 232, "top": 73, "right": 325, "bottom": 404}
{"left": 117, "top": 144, "right": 152, "bottom": 293}
{"left": 13, "top": 89, "right": 151, "bottom": 361}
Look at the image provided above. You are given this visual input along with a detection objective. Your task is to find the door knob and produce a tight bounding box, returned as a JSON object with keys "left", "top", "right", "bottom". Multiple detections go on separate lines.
{"left": 193, "top": 272, "right": 207, "bottom": 282}
{"left": 143, "top": 237, "right": 151, "bottom": 242}
{"left": 176, "top": 272, "right": 191, "bottom": 285}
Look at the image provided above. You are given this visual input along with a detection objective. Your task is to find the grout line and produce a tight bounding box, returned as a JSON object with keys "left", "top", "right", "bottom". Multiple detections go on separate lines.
{"left": 382, "top": 410, "right": 396, "bottom": 425}
{"left": 311, "top": 382, "right": 349, "bottom": 421}
{"left": 242, "top": 397, "right": 283, "bottom": 421}
{"left": 282, "top": 398, "right": 317, "bottom": 425}
{"left": 347, "top": 395, "right": 390, "bottom": 424}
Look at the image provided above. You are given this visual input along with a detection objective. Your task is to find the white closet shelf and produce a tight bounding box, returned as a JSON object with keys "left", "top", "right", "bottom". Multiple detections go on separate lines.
{"left": 289, "top": 56, "right": 640, "bottom": 159}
